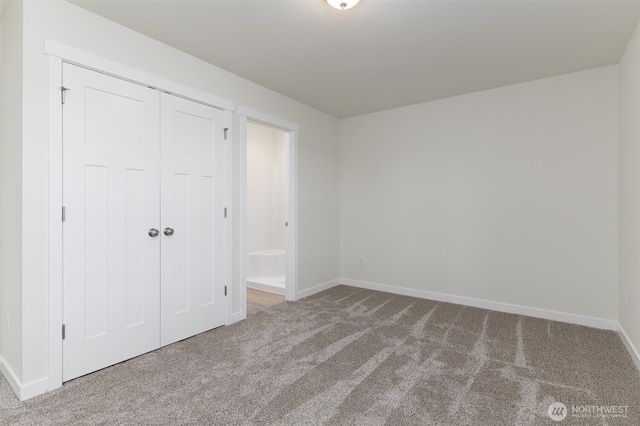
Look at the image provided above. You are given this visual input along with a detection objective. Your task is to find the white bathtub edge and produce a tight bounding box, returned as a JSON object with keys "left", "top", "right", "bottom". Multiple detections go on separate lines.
{"left": 247, "top": 249, "right": 286, "bottom": 256}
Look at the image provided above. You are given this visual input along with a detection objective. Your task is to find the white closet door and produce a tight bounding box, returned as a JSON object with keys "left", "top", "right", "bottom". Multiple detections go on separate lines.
{"left": 62, "top": 63, "right": 161, "bottom": 381}
{"left": 160, "top": 93, "right": 227, "bottom": 346}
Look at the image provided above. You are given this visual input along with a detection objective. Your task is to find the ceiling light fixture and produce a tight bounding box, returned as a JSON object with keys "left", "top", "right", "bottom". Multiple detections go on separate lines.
{"left": 327, "top": 0, "right": 360, "bottom": 10}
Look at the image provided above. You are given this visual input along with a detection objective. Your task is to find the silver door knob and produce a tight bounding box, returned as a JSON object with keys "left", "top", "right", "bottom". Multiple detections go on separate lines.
{"left": 164, "top": 227, "right": 174, "bottom": 236}
{"left": 148, "top": 228, "right": 159, "bottom": 237}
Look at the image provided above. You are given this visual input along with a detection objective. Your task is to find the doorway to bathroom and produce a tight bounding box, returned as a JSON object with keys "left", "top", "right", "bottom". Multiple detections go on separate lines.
{"left": 246, "top": 122, "right": 286, "bottom": 313}
{"left": 240, "top": 108, "right": 299, "bottom": 319}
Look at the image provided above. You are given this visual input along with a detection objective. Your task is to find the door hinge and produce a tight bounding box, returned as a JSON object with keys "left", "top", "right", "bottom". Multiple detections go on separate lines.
{"left": 224, "top": 128, "right": 228, "bottom": 140}
{"left": 224, "top": 207, "right": 227, "bottom": 218}
{"left": 61, "top": 86, "right": 70, "bottom": 104}
{"left": 62, "top": 206, "right": 66, "bottom": 222}
{"left": 62, "top": 324, "right": 66, "bottom": 340}
{"left": 224, "top": 285, "right": 228, "bottom": 296}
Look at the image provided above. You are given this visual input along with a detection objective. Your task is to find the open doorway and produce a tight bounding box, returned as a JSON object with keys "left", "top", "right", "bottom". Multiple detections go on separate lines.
{"left": 246, "top": 123, "right": 287, "bottom": 314}
{"left": 239, "top": 108, "right": 299, "bottom": 319}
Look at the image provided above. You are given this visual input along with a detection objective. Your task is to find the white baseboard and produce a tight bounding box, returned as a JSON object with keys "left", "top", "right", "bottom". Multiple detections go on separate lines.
{"left": 296, "top": 278, "right": 341, "bottom": 300}
{"left": 18, "top": 377, "right": 49, "bottom": 401}
{"left": 0, "top": 356, "right": 21, "bottom": 399}
{"left": 247, "top": 281, "right": 286, "bottom": 295}
{"left": 0, "top": 356, "right": 49, "bottom": 401}
{"left": 227, "top": 310, "right": 245, "bottom": 326}
{"left": 340, "top": 278, "right": 618, "bottom": 331}
{"left": 617, "top": 323, "right": 640, "bottom": 372}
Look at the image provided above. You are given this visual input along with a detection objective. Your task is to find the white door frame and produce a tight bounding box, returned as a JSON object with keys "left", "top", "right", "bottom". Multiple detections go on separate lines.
{"left": 46, "top": 40, "right": 234, "bottom": 392}
{"left": 239, "top": 107, "right": 299, "bottom": 319}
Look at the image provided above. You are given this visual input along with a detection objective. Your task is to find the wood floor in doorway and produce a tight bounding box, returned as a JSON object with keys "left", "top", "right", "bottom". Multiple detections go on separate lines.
{"left": 247, "top": 287, "right": 284, "bottom": 316}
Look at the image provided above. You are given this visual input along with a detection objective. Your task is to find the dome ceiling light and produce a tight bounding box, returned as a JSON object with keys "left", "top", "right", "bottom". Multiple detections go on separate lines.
{"left": 327, "top": 0, "right": 361, "bottom": 10}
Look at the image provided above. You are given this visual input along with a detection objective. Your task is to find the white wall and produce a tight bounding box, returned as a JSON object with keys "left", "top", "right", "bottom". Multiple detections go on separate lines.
{"left": 619, "top": 21, "right": 640, "bottom": 360}
{"left": 9, "top": 0, "right": 340, "bottom": 390}
{"left": 0, "top": 0, "right": 24, "bottom": 384}
{"left": 340, "top": 66, "right": 619, "bottom": 322}
{"left": 247, "top": 123, "right": 286, "bottom": 254}
{"left": 0, "top": 0, "right": 3, "bottom": 373}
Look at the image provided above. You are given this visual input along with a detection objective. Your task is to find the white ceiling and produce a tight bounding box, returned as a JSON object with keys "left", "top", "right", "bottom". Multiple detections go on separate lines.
{"left": 70, "top": 0, "right": 640, "bottom": 118}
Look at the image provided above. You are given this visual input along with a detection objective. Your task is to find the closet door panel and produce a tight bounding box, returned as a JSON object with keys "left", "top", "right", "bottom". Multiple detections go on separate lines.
{"left": 62, "top": 63, "right": 161, "bottom": 381}
{"left": 160, "top": 93, "right": 226, "bottom": 346}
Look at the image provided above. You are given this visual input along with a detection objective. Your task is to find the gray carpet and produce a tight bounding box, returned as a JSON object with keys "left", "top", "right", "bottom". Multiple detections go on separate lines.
{"left": 1, "top": 285, "right": 639, "bottom": 425}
